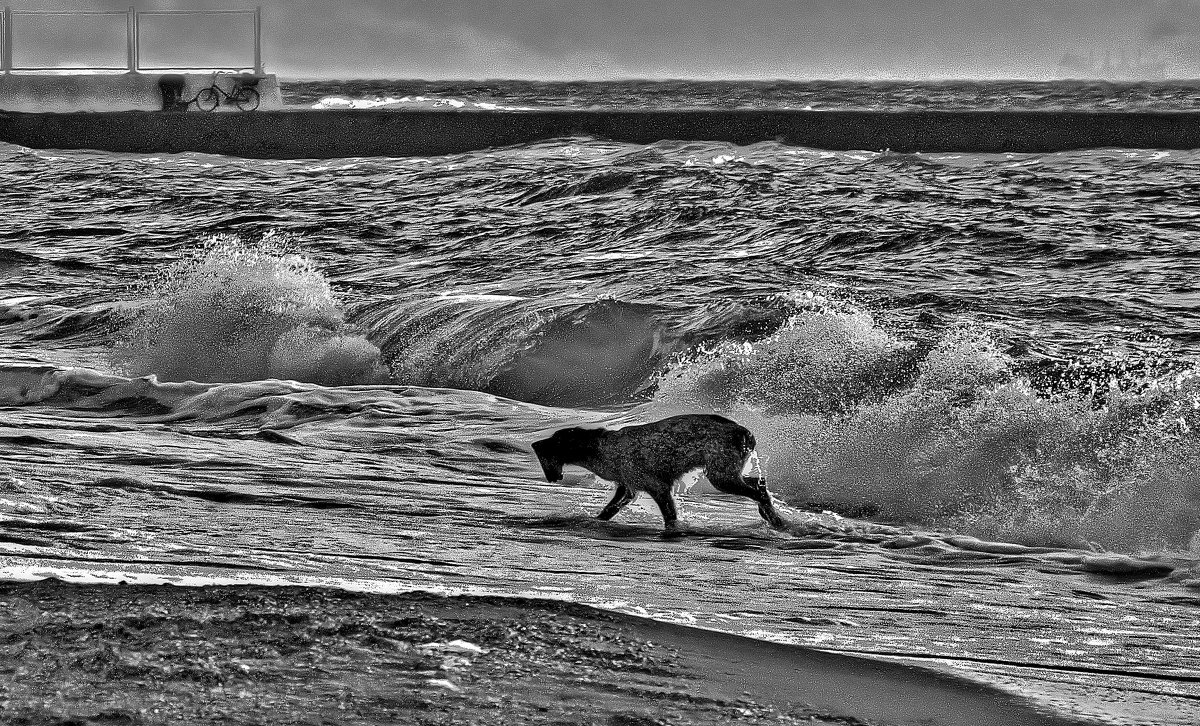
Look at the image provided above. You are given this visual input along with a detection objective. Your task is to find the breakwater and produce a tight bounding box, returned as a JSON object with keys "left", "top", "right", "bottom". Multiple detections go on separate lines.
{"left": 2, "top": 107, "right": 1199, "bottom": 158}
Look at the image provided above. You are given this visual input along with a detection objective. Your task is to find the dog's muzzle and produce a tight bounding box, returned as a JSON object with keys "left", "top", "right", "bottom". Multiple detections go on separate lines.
{"left": 539, "top": 459, "right": 564, "bottom": 482}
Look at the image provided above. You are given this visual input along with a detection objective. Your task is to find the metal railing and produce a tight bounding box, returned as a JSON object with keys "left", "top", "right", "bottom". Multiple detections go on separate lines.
{"left": 1, "top": 6, "right": 262, "bottom": 74}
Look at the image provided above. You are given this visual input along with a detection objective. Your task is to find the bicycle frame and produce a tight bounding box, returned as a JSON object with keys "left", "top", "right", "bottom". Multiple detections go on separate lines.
{"left": 194, "top": 75, "right": 262, "bottom": 112}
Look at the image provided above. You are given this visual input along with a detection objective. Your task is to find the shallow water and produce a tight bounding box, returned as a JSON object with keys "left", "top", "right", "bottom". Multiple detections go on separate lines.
{"left": 3, "top": 81, "right": 1200, "bottom": 723}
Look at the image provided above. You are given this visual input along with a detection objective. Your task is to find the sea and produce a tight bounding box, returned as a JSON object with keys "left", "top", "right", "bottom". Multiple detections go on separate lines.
{"left": 3, "top": 79, "right": 1200, "bottom": 724}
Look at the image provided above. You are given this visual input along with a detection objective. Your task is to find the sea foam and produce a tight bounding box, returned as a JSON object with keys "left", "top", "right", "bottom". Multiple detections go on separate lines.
{"left": 111, "top": 235, "right": 387, "bottom": 387}
{"left": 654, "top": 297, "right": 1200, "bottom": 552}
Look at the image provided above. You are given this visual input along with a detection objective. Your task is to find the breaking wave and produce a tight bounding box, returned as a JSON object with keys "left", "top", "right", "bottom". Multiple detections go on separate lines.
{"left": 654, "top": 295, "right": 1200, "bottom": 552}
{"left": 80, "top": 234, "right": 794, "bottom": 407}
{"left": 353, "top": 295, "right": 671, "bottom": 408}
{"left": 351, "top": 293, "right": 796, "bottom": 408}
{"left": 110, "top": 236, "right": 387, "bottom": 387}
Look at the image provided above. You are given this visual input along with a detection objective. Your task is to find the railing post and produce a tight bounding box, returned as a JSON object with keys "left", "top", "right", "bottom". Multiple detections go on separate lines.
{"left": 253, "top": 6, "right": 262, "bottom": 74}
{"left": 2, "top": 7, "right": 13, "bottom": 74}
{"left": 126, "top": 7, "right": 136, "bottom": 72}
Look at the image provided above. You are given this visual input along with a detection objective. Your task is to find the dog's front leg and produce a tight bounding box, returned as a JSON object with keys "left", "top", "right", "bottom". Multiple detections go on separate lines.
{"left": 739, "top": 476, "right": 786, "bottom": 528}
{"left": 597, "top": 483, "right": 637, "bottom": 521}
{"left": 754, "top": 495, "right": 786, "bottom": 529}
{"left": 711, "top": 472, "right": 787, "bottom": 529}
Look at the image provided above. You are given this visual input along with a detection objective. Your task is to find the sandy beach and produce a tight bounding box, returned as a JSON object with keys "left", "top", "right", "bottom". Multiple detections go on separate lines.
{"left": 0, "top": 579, "right": 1088, "bottom": 726}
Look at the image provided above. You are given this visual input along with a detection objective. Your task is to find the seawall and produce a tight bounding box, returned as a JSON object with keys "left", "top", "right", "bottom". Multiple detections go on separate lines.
{"left": 0, "top": 73, "right": 284, "bottom": 113}
{"left": 1, "top": 107, "right": 1199, "bottom": 158}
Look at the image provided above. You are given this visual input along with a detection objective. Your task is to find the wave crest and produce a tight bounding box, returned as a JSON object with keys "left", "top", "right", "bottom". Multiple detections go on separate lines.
{"left": 111, "top": 235, "right": 386, "bottom": 387}
{"left": 354, "top": 295, "right": 670, "bottom": 408}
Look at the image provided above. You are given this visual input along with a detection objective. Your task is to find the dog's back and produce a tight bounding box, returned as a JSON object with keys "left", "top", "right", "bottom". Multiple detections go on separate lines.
{"left": 608, "top": 414, "right": 754, "bottom": 485}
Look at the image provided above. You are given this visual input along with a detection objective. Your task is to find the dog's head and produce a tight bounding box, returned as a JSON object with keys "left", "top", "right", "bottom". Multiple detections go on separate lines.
{"left": 531, "top": 427, "right": 599, "bottom": 482}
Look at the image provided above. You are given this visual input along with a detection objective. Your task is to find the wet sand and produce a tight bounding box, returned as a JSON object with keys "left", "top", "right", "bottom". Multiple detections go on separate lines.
{"left": 1, "top": 579, "right": 1086, "bottom": 726}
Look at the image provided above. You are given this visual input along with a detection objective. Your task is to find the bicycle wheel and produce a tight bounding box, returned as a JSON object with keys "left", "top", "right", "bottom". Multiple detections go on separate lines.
{"left": 196, "top": 87, "right": 220, "bottom": 112}
{"left": 235, "top": 88, "right": 261, "bottom": 112}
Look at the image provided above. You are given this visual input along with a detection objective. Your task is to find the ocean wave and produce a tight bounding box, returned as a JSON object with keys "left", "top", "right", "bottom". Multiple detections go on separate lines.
{"left": 110, "top": 235, "right": 387, "bottom": 387}
{"left": 7, "top": 300, "right": 142, "bottom": 344}
{"left": 353, "top": 295, "right": 670, "bottom": 408}
{"left": 0, "top": 362, "right": 554, "bottom": 434}
{"left": 653, "top": 296, "right": 1200, "bottom": 553}
{"left": 45, "top": 231, "right": 795, "bottom": 407}
{"left": 512, "top": 170, "right": 642, "bottom": 205}
{"left": 310, "top": 95, "right": 532, "bottom": 111}
{"left": 352, "top": 292, "right": 794, "bottom": 408}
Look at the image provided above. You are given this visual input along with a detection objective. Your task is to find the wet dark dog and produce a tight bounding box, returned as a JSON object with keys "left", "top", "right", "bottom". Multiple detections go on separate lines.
{"left": 531, "top": 414, "right": 785, "bottom": 530}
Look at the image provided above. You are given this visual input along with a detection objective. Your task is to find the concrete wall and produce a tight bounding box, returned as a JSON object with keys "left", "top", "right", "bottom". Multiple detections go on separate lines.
{"left": 2, "top": 108, "right": 1200, "bottom": 158}
{"left": 0, "top": 73, "right": 283, "bottom": 113}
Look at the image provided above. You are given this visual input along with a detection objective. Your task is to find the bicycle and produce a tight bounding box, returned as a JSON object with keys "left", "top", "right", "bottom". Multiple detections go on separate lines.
{"left": 194, "top": 74, "right": 262, "bottom": 112}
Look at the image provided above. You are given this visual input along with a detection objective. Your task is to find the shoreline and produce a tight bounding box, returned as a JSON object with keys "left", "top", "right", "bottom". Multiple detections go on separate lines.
{"left": 2, "top": 579, "right": 1083, "bottom": 726}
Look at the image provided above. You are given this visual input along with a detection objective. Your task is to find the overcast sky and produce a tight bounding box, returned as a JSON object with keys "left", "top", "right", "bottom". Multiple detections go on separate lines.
{"left": 8, "top": 0, "right": 1200, "bottom": 79}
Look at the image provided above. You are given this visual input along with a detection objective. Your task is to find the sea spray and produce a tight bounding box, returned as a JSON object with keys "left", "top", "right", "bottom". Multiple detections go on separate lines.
{"left": 654, "top": 300, "right": 1200, "bottom": 551}
{"left": 660, "top": 304, "right": 926, "bottom": 416}
{"left": 111, "top": 235, "right": 387, "bottom": 386}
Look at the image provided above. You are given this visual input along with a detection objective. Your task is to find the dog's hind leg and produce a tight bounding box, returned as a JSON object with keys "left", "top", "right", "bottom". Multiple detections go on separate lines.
{"left": 707, "top": 463, "right": 786, "bottom": 529}
{"left": 597, "top": 483, "right": 637, "bottom": 521}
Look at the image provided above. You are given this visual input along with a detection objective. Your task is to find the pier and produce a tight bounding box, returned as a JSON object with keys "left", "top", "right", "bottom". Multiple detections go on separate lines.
{"left": 0, "top": 6, "right": 282, "bottom": 112}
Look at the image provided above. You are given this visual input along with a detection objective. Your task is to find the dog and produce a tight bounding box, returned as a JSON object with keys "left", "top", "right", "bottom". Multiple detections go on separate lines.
{"left": 531, "top": 414, "right": 785, "bottom": 530}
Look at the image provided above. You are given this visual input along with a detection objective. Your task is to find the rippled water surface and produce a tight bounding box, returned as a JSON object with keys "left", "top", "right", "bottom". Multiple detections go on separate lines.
{"left": 3, "top": 81, "right": 1200, "bottom": 724}
{"left": 284, "top": 78, "right": 1200, "bottom": 111}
